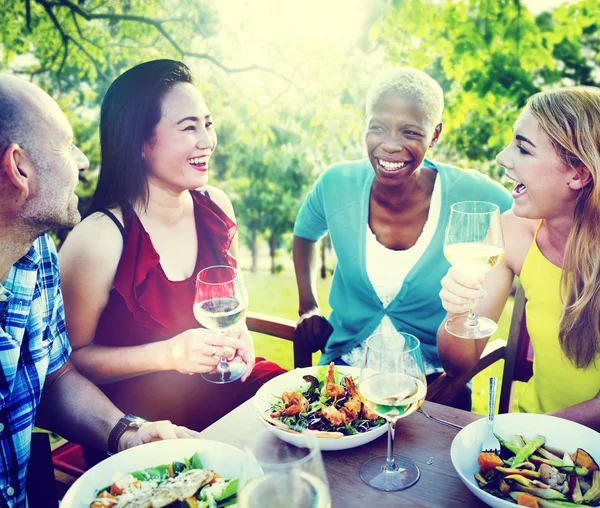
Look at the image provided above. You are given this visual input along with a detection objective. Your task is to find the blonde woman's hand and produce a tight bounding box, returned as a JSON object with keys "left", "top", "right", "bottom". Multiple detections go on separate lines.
{"left": 166, "top": 328, "right": 247, "bottom": 375}
{"left": 224, "top": 324, "right": 256, "bottom": 382}
{"left": 439, "top": 267, "right": 487, "bottom": 315}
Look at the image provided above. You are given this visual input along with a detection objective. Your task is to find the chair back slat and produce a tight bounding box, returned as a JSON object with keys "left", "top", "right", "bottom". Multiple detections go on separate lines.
{"left": 246, "top": 311, "right": 312, "bottom": 368}
{"left": 499, "top": 283, "right": 533, "bottom": 413}
{"left": 514, "top": 317, "right": 533, "bottom": 382}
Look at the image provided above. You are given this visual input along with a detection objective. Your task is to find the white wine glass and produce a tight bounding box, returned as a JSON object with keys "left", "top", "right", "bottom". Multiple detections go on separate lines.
{"left": 238, "top": 429, "right": 331, "bottom": 508}
{"left": 193, "top": 265, "right": 247, "bottom": 384}
{"left": 443, "top": 201, "right": 504, "bottom": 339}
{"left": 358, "top": 331, "right": 427, "bottom": 491}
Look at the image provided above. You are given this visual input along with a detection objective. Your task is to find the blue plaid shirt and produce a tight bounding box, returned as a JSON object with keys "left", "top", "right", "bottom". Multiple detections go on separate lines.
{"left": 0, "top": 234, "right": 71, "bottom": 507}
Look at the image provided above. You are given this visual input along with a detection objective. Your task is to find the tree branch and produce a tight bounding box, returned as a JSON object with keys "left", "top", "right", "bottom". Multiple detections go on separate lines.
{"left": 57, "top": 38, "right": 69, "bottom": 77}
{"left": 71, "top": 9, "right": 101, "bottom": 49}
{"left": 37, "top": 0, "right": 110, "bottom": 81}
{"left": 105, "top": 35, "right": 161, "bottom": 50}
{"left": 41, "top": 0, "right": 291, "bottom": 81}
{"left": 69, "top": 36, "right": 110, "bottom": 81}
{"left": 25, "top": 0, "right": 32, "bottom": 32}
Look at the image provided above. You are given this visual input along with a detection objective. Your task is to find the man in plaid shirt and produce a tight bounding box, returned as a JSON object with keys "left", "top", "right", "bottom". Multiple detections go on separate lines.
{"left": 0, "top": 76, "right": 202, "bottom": 507}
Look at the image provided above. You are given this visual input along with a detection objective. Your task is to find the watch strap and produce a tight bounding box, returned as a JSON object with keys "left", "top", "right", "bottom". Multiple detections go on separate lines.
{"left": 107, "top": 414, "right": 146, "bottom": 455}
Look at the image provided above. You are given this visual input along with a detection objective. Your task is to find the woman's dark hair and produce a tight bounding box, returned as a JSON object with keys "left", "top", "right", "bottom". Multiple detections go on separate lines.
{"left": 87, "top": 59, "right": 193, "bottom": 215}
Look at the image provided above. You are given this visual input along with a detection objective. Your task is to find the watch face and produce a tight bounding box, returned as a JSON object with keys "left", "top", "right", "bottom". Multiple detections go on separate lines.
{"left": 125, "top": 415, "right": 146, "bottom": 429}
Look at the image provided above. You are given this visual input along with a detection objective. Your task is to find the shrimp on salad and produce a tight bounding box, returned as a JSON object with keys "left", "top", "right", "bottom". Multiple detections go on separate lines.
{"left": 321, "top": 362, "right": 346, "bottom": 401}
{"left": 270, "top": 391, "right": 310, "bottom": 418}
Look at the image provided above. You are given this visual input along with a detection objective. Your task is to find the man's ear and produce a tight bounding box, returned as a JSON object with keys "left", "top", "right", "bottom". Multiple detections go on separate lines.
{"left": 568, "top": 165, "right": 593, "bottom": 191}
{"left": 0, "top": 143, "right": 32, "bottom": 201}
{"left": 429, "top": 123, "right": 443, "bottom": 148}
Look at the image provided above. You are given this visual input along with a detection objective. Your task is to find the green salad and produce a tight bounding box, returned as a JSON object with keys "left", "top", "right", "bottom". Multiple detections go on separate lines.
{"left": 90, "top": 452, "right": 237, "bottom": 508}
{"left": 268, "top": 363, "right": 386, "bottom": 436}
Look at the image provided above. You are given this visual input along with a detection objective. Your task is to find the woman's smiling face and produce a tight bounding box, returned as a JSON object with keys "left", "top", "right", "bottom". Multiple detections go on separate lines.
{"left": 496, "top": 106, "right": 578, "bottom": 220}
{"left": 143, "top": 82, "right": 217, "bottom": 192}
{"left": 365, "top": 91, "right": 441, "bottom": 186}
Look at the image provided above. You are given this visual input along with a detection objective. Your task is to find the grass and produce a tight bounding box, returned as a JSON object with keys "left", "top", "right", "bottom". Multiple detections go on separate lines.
{"left": 244, "top": 268, "right": 517, "bottom": 416}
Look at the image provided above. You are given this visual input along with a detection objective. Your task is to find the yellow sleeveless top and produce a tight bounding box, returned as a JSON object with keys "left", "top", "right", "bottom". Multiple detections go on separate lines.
{"left": 517, "top": 221, "right": 600, "bottom": 414}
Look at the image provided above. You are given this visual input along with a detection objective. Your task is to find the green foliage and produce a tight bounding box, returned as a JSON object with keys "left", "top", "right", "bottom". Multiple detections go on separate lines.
{"left": 0, "top": 0, "right": 218, "bottom": 94}
{"left": 371, "top": 0, "right": 600, "bottom": 172}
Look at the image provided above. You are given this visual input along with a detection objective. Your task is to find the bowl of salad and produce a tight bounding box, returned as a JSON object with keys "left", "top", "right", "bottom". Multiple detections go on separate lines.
{"left": 61, "top": 438, "right": 242, "bottom": 508}
{"left": 253, "top": 363, "right": 387, "bottom": 451}
{"left": 451, "top": 413, "right": 600, "bottom": 508}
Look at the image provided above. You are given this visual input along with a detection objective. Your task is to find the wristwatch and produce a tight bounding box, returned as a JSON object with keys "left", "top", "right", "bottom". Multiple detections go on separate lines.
{"left": 107, "top": 414, "right": 147, "bottom": 455}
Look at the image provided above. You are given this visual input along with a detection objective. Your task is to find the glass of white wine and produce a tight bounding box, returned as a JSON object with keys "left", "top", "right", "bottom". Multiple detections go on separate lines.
{"left": 443, "top": 201, "right": 504, "bottom": 339}
{"left": 238, "top": 429, "right": 331, "bottom": 508}
{"left": 358, "top": 331, "right": 427, "bottom": 491}
{"left": 193, "top": 265, "right": 247, "bottom": 384}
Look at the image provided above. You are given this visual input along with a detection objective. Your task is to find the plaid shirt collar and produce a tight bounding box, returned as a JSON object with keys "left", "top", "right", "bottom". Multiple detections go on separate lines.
{"left": 0, "top": 245, "right": 40, "bottom": 306}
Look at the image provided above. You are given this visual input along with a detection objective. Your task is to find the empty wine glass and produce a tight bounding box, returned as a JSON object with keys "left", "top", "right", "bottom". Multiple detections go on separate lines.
{"left": 443, "top": 201, "right": 505, "bottom": 339}
{"left": 238, "top": 429, "right": 331, "bottom": 508}
{"left": 358, "top": 331, "right": 427, "bottom": 491}
{"left": 193, "top": 265, "right": 247, "bottom": 384}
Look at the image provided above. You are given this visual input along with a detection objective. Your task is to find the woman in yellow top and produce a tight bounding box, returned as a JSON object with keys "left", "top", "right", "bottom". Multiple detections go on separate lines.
{"left": 437, "top": 87, "right": 600, "bottom": 431}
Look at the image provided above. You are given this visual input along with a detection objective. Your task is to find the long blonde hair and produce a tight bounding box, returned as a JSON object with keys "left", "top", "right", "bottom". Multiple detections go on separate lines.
{"left": 528, "top": 87, "right": 600, "bottom": 369}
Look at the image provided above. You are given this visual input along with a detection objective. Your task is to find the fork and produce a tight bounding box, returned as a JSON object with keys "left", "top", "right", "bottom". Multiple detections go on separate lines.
{"left": 417, "top": 407, "right": 463, "bottom": 431}
{"left": 481, "top": 377, "right": 500, "bottom": 454}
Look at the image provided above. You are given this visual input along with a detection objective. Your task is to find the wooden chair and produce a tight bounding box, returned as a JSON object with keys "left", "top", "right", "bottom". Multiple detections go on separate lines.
{"left": 426, "top": 282, "right": 534, "bottom": 413}
{"left": 49, "top": 311, "right": 309, "bottom": 496}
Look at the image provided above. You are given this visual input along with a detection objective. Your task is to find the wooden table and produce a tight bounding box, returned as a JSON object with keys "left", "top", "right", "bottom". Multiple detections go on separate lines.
{"left": 200, "top": 399, "right": 487, "bottom": 508}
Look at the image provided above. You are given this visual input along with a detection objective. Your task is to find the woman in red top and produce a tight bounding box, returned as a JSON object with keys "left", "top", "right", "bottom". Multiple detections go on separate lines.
{"left": 59, "top": 60, "right": 285, "bottom": 440}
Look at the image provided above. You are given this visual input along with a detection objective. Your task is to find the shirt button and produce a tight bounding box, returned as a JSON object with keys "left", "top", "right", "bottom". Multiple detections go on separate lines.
{"left": 0, "top": 295, "right": 6, "bottom": 302}
{"left": 6, "top": 487, "right": 14, "bottom": 496}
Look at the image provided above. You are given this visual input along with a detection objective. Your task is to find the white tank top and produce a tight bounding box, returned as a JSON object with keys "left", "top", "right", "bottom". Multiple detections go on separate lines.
{"left": 340, "top": 175, "right": 442, "bottom": 367}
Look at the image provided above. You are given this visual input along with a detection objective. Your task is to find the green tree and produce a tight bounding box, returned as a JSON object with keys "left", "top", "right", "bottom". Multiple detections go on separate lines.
{"left": 539, "top": 0, "right": 600, "bottom": 87}
{"left": 371, "top": 0, "right": 558, "bottom": 173}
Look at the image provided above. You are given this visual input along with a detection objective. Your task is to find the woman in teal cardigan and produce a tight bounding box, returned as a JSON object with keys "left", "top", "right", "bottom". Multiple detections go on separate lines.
{"left": 293, "top": 67, "right": 512, "bottom": 409}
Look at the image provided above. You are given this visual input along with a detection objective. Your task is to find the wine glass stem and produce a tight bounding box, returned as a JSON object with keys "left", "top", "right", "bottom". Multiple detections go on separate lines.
{"left": 385, "top": 419, "right": 398, "bottom": 472}
{"left": 218, "top": 358, "right": 230, "bottom": 372}
{"left": 466, "top": 300, "right": 478, "bottom": 327}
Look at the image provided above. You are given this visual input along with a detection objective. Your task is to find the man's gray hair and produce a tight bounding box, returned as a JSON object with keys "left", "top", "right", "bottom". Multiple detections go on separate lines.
{"left": 0, "top": 91, "right": 25, "bottom": 155}
{"left": 365, "top": 67, "right": 444, "bottom": 127}
{"left": 0, "top": 80, "right": 42, "bottom": 163}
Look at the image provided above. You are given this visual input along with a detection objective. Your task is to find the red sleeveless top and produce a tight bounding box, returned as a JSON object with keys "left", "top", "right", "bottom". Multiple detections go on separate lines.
{"left": 93, "top": 191, "right": 285, "bottom": 430}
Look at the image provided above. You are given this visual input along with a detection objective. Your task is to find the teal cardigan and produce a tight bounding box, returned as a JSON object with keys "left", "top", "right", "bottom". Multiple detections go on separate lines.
{"left": 293, "top": 158, "right": 513, "bottom": 369}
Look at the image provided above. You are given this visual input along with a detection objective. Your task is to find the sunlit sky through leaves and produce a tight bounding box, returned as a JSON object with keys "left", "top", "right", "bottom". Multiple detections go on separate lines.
{"left": 522, "top": 0, "right": 572, "bottom": 14}
{"left": 208, "top": 0, "right": 383, "bottom": 109}
{"left": 210, "top": 0, "right": 572, "bottom": 107}
{"left": 216, "top": 0, "right": 373, "bottom": 57}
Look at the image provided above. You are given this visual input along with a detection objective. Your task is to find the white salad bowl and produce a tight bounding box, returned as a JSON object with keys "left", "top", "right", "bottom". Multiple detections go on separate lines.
{"left": 451, "top": 412, "right": 600, "bottom": 508}
{"left": 253, "top": 366, "right": 388, "bottom": 451}
{"left": 61, "top": 438, "right": 243, "bottom": 508}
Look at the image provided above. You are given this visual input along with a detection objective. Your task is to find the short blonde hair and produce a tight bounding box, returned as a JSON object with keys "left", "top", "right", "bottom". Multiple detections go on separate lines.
{"left": 365, "top": 67, "right": 444, "bottom": 127}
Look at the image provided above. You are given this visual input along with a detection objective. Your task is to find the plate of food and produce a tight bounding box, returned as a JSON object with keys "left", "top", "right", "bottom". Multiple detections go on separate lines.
{"left": 61, "top": 438, "right": 242, "bottom": 508}
{"left": 451, "top": 413, "right": 600, "bottom": 508}
{"left": 253, "top": 363, "right": 388, "bottom": 451}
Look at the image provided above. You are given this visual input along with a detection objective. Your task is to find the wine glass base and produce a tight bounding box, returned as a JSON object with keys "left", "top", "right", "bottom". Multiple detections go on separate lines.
{"left": 201, "top": 362, "right": 246, "bottom": 384}
{"left": 360, "top": 456, "right": 420, "bottom": 491}
{"left": 445, "top": 315, "right": 498, "bottom": 339}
